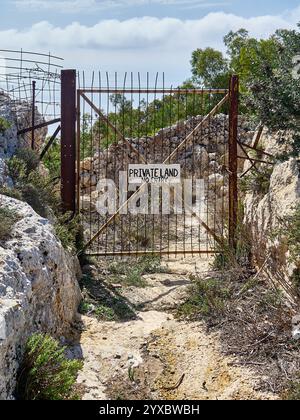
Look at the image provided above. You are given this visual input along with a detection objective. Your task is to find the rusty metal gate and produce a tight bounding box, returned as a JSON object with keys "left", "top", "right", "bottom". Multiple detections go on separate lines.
{"left": 60, "top": 71, "right": 239, "bottom": 257}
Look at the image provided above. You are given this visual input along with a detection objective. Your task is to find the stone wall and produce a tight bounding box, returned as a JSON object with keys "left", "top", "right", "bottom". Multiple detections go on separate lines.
{"left": 80, "top": 114, "right": 254, "bottom": 195}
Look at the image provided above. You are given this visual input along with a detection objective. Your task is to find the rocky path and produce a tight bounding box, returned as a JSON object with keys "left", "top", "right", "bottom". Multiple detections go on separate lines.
{"left": 71, "top": 255, "right": 275, "bottom": 400}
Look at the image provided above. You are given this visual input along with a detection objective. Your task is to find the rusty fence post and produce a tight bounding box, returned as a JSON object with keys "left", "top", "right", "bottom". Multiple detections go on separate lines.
{"left": 228, "top": 75, "right": 239, "bottom": 251}
{"left": 31, "top": 80, "right": 36, "bottom": 150}
{"left": 61, "top": 69, "right": 76, "bottom": 213}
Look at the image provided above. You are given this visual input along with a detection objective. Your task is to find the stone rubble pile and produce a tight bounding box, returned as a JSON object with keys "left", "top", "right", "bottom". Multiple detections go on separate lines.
{"left": 80, "top": 114, "right": 253, "bottom": 192}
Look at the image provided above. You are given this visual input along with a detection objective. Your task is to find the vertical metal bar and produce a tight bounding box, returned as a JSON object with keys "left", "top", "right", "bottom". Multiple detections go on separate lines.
{"left": 61, "top": 69, "right": 76, "bottom": 213}
{"left": 76, "top": 89, "right": 81, "bottom": 214}
{"left": 228, "top": 75, "right": 239, "bottom": 251}
{"left": 31, "top": 80, "right": 36, "bottom": 150}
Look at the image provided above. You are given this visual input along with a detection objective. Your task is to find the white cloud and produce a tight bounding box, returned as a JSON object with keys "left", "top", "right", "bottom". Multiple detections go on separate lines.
{"left": 15, "top": 0, "right": 226, "bottom": 13}
{"left": 1, "top": 8, "right": 299, "bottom": 84}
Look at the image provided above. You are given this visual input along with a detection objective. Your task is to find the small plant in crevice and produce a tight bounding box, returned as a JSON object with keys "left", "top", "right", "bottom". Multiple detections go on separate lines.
{"left": 17, "top": 333, "right": 83, "bottom": 400}
{"left": 274, "top": 204, "right": 300, "bottom": 293}
{"left": 54, "top": 213, "right": 82, "bottom": 253}
{"left": 0, "top": 116, "right": 11, "bottom": 134}
{"left": 0, "top": 206, "right": 20, "bottom": 241}
{"left": 239, "top": 166, "right": 273, "bottom": 197}
{"left": 0, "top": 185, "right": 22, "bottom": 200}
{"left": 291, "top": 268, "right": 300, "bottom": 294}
{"left": 277, "top": 204, "right": 300, "bottom": 262}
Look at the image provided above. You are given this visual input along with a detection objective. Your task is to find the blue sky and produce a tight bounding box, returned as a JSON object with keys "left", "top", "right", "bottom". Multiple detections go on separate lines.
{"left": 0, "top": 0, "right": 299, "bottom": 84}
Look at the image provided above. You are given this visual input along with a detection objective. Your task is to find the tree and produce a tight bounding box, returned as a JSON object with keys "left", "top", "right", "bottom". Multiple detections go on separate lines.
{"left": 224, "top": 26, "right": 300, "bottom": 155}
{"left": 190, "top": 48, "right": 229, "bottom": 88}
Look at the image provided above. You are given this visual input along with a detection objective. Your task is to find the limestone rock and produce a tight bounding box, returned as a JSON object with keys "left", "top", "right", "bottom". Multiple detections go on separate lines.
{"left": 244, "top": 157, "right": 300, "bottom": 304}
{"left": 0, "top": 195, "right": 82, "bottom": 400}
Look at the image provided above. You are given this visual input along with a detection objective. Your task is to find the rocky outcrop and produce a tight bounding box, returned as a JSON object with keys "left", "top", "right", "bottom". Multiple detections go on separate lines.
{"left": 0, "top": 92, "right": 47, "bottom": 157}
{"left": 243, "top": 131, "right": 300, "bottom": 305}
{"left": 0, "top": 195, "right": 82, "bottom": 400}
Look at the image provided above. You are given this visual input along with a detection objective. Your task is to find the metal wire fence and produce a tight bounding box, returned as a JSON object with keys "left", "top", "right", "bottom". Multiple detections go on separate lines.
{"left": 77, "top": 71, "right": 231, "bottom": 257}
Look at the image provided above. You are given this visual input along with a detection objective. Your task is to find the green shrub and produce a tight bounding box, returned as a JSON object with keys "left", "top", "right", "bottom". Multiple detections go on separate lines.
{"left": 0, "top": 206, "right": 20, "bottom": 241}
{"left": 0, "top": 186, "right": 23, "bottom": 200}
{"left": 7, "top": 157, "right": 27, "bottom": 183}
{"left": 15, "top": 148, "right": 40, "bottom": 176}
{"left": 20, "top": 183, "right": 48, "bottom": 218}
{"left": 177, "top": 276, "right": 231, "bottom": 319}
{"left": 108, "top": 256, "right": 164, "bottom": 288}
{"left": 5, "top": 149, "right": 82, "bottom": 253}
{"left": 17, "top": 333, "right": 83, "bottom": 400}
{"left": 0, "top": 117, "right": 11, "bottom": 134}
{"left": 43, "top": 140, "right": 61, "bottom": 178}
{"left": 280, "top": 205, "right": 300, "bottom": 261}
{"left": 239, "top": 167, "right": 273, "bottom": 196}
{"left": 54, "top": 213, "right": 82, "bottom": 253}
{"left": 213, "top": 202, "right": 252, "bottom": 270}
{"left": 282, "top": 379, "right": 300, "bottom": 400}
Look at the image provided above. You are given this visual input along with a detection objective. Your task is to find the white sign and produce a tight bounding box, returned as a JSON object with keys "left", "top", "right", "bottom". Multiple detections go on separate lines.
{"left": 128, "top": 164, "right": 181, "bottom": 184}
{"left": 292, "top": 55, "right": 300, "bottom": 80}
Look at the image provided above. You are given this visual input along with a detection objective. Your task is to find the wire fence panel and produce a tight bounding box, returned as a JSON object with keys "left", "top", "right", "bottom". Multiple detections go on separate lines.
{"left": 0, "top": 49, "right": 63, "bottom": 152}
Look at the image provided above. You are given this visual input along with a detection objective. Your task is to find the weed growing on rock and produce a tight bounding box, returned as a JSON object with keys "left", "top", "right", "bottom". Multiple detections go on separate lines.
{"left": 239, "top": 166, "right": 273, "bottom": 196}
{"left": 0, "top": 117, "right": 11, "bottom": 134}
{"left": 0, "top": 206, "right": 20, "bottom": 241}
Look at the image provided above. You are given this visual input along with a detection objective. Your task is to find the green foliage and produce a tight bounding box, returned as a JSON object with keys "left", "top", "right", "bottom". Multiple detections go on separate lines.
{"left": 79, "top": 271, "right": 137, "bottom": 321}
{"left": 239, "top": 166, "right": 273, "bottom": 196}
{"left": 17, "top": 333, "right": 83, "bottom": 400}
{"left": 94, "top": 305, "right": 116, "bottom": 321}
{"left": 225, "top": 27, "right": 300, "bottom": 155}
{"left": 0, "top": 117, "right": 11, "bottom": 134}
{"left": 15, "top": 148, "right": 40, "bottom": 175}
{"left": 4, "top": 148, "right": 82, "bottom": 253}
{"left": 54, "top": 213, "right": 82, "bottom": 253}
{"left": 0, "top": 206, "right": 20, "bottom": 241}
{"left": 43, "top": 139, "right": 61, "bottom": 178}
{"left": 190, "top": 26, "right": 300, "bottom": 155}
{"left": 190, "top": 47, "right": 229, "bottom": 88}
{"left": 7, "top": 156, "right": 27, "bottom": 182}
{"left": 282, "top": 378, "right": 300, "bottom": 400}
{"left": 0, "top": 185, "right": 23, "bottom": 200}
{"left": 84, "top": 88, "right": 219, "bottom": 155}
{"left": 109, "top": 256, "right": 164, "bottom": 288}
{"left": 213, "top": 202, "right": 252, "bottom": 270}
{"left": 177, "top": 276, "right": 231, "bottom": 319}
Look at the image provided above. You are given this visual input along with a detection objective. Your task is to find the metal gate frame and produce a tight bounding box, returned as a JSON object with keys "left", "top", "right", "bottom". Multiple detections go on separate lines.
{"left": 60, "top": 71, "right": 239, "bottom": 256}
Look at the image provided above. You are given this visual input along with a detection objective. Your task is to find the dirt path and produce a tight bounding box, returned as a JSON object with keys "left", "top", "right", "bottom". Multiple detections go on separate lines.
{"left": 70, "top": 255, "right": 275, "bottom": 400}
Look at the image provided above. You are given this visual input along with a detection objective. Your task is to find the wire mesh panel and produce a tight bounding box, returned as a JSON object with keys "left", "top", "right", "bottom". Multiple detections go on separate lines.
{"left": 0, "top": 49, "right": 63, "bottom": 152}
{"left": 77, "top": 72, "right": 231, "bottom": 257}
